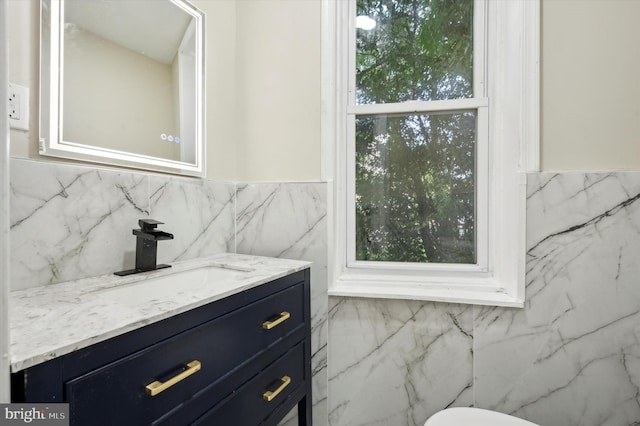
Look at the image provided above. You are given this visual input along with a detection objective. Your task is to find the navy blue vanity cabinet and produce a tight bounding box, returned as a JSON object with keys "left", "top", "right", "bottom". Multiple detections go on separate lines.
{"left": 11, "top": 269, "right": 312, "bottom": 426}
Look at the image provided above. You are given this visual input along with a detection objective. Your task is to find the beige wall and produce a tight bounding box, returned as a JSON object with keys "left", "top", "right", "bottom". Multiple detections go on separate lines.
{"left": 235, "top": 0, "right": 321, "bottom": 182}
{"left": 193, "top": 0, "right": 237, "bottom": 180}
{"left": 541, "top": 0, "right": 640, "bottom": 171}
{"left": 64, "top": 27, "right": 179, "bottom": 160}
{"left": 7, "top": 0, "right": 37, "bottom": 160}
{"left": 8, "top": 0, "right": 640, "bottom": 180}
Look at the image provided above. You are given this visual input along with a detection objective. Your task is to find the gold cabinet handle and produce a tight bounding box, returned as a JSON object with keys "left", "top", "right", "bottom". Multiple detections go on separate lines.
{"left": 262, "top": 375, "right": 291, "bottom": 402}
{"left": 262, "top": 311, "right": 291, "bottom": 330}
{"left": 145, "top": 360, "right": 201, "bottom": 396}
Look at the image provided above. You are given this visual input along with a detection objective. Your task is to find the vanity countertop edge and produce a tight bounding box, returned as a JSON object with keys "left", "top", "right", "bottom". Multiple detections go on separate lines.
{"left": 9, "top": 253, "right": 311, "bottom": 372}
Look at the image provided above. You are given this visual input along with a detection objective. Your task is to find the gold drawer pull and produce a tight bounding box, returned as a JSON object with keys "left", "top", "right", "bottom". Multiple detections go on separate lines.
{"left": 262, "top": 375, "right": 291, "bottom": 402}
{"left": 262, "top": 311, "right": 291, "bottom": 330}
{"left": 145, "top": 360, "right": 201, "bottom": 396}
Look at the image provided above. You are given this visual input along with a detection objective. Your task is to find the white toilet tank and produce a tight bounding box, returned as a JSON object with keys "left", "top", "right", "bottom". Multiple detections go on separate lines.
{"left": 425, "top": 407, "right": 540, "bottom": 426}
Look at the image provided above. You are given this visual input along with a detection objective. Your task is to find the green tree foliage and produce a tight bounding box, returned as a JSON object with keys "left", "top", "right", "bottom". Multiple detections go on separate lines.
{"left": 355, "top": 0, "right": 475, "bottom": 264}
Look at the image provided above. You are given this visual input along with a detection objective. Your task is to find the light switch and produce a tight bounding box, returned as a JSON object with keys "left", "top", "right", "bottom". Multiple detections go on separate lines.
{"left": 8, "top": 83, "right": 29, "bottom": 131}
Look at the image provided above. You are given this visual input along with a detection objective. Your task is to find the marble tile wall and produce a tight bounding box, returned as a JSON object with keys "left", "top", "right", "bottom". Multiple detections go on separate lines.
{"left": 149, "top": 175, "right": 236, "bottom": 264}
{"left": 15, "top": 158, "right": 639, "bottom": 426}
{"left": 329, "top": 298, "right": 473, "bottom": 426}
{"left": 328, "top": 172, "right": 640, "bottom": 426}
{"left": 475, "top": 173, "right": 640, "bottom": 426}
{"left": 10, "top": 158, "right": 235, "bottom": 290}
{"left": 235, "top": 182, "right": 328, "bottom": 426}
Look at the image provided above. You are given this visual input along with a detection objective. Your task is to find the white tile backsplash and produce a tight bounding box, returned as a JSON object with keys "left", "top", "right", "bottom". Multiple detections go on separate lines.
{"left": 10, "top": 159, "right": 149, "bottom": 289}
{"left": 149, "top": 175, "right": 236, "bottom": 263}
{"left": 9, "top": 159, "right": 236, "bottom": 290}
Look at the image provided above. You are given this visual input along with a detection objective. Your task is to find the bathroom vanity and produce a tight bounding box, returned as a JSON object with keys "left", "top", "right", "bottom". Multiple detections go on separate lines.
{"left": 9, "top": 254, "right": 312, "bottom": 425}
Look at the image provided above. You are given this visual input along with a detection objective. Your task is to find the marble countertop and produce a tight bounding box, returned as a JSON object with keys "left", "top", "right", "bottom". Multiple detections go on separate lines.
{"left": 9, "top": 253, "right": 311, "bottom": 372}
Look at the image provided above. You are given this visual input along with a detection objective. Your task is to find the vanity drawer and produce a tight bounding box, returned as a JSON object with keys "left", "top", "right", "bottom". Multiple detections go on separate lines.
{"left": 64, "top": 282, "right": 304, "bottom": 425}
{"left": 193, "top": 342, "right": 305, "bottom": 426}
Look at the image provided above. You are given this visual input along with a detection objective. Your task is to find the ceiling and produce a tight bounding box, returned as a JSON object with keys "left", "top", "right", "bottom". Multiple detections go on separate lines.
{"left": 65, "top": 0, "right": 193, "bottom": 64}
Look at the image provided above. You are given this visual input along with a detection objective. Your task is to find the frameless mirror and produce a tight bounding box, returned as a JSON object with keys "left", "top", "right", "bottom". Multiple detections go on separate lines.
{"left": 40, "top": 0, "right": 205, "bottom": 177}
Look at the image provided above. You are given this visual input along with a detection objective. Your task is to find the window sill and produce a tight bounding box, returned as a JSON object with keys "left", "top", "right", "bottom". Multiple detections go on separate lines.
{"left": 328, "top": 276, "right": 524, "bottom": 308}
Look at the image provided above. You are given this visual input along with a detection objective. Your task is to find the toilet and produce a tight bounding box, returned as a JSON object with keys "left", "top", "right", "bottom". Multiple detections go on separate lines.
{"left": 425, "top": 407, "right": 539, "bottom": 426}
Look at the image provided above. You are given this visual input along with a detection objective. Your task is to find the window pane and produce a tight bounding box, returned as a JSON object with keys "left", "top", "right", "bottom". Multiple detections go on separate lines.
{"left": 356, "top": 0, "right": 474, "bottom": 104}
{"left": 355, "top": 112, "right": 476, "bottom": 263}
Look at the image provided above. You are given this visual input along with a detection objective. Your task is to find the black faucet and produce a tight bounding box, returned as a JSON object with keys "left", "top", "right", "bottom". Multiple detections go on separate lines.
{"left": 115, "top": 219, "right": 174, "bottom": 276}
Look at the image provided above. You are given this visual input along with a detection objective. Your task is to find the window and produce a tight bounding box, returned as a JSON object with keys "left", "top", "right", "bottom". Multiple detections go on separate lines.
{"left": 352, "top": 0, "right": 483, "bottom": 267}
{"left": 324, "top": 0, "right": 539, "bottom": 307}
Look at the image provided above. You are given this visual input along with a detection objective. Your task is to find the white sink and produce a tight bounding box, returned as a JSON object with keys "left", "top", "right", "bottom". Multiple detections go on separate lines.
{"left": 98, "top": 264, "right": 254, "bottom": 305}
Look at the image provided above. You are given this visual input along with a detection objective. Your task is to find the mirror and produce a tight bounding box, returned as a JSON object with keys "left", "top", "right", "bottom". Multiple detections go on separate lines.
{"left": 40, "top": 0, "right": 205, "bottom": 177}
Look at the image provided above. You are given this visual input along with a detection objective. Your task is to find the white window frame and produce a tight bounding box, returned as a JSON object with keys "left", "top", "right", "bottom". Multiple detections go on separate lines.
{"left": 323, "top": 0, "right": 540, "bottom": 307}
